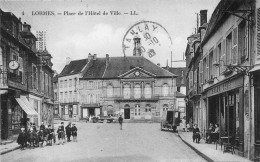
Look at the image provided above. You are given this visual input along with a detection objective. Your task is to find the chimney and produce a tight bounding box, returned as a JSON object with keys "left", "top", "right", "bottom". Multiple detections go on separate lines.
{"left": 93, "top": 54, "right": 97, "bottom": 60}
{"left": 23, "top": 22, "right": 31, "bottom": 32}
{"left": 66, "top": 57, "right": 71, "bottom": 65}
{"left": 88, "top": 53, "right": 93, "bottom": 60}
{"left": 200, "top": 10, "right": 207, "bottom": 26}
{"left": 106, "top": 54, "right": 109, "bottom": 63}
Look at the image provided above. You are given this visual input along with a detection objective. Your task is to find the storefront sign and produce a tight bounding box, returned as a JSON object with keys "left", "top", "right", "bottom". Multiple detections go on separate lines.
{"left": 207, "top": 76, "right": 243, "bottom": 97}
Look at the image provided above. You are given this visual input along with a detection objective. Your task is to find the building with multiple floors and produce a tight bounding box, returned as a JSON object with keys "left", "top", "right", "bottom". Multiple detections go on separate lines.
{"left": 0, "top": 10, "right": 54, "bottom": 141}
{"left": 185, "top": 0, "right": 260, "bottom": 160}
{"left": 58, "top": 38, "right": 178, "bottom": 121}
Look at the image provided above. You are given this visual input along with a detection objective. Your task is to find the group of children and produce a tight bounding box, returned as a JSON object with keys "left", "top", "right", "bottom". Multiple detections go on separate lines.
{"left": 57, "top": 122, "right": 77, "bottom": 145}
{"left": 17, "top": 123, "right": 55, "bottom": 149}
{"left": 17, "top": 121, "right": 77, "bottom": 150}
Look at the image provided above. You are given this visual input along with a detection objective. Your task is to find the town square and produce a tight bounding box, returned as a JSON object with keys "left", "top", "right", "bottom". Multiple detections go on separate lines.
{"left": 0, "top": 0, "right": 260, "bottom": 161}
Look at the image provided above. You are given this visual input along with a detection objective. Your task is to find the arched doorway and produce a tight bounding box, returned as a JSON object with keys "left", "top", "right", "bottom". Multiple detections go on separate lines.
{"left": 124, "top": 104, "right": 130, "bottom": 119}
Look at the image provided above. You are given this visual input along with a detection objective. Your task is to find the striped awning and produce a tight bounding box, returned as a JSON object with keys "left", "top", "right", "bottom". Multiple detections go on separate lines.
{"left": 16, "top": 96, "right": 38, "bottom": 118}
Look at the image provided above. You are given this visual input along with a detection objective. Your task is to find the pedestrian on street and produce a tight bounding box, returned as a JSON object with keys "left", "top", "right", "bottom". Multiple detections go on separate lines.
{"left": 89, "top": 115, "right": 93, "bottom": 123}
{"left": 60, "top": 122, "right": 65, "bottom": 144}
{"left": 192, "top": 124, "right": 201, "bottom": 143}
{"left": 38, "top": 129, "right": 45, "bottom": 147}
{"left": 40, "top": 122, "right": 45, "bottom": 131}
{"left": 71, "top": 123, "right": 77, "bottom": 142}
{"left": 57, "top": 125, "right": 64, "bottom": 145}
{"left": 65, "top": 122, "right": 72, "bottom": 142}
{"left": 118, "top": 115, "right": 123, "bottom": 130}
{"left": 17, "top": 127, "right": 27, "bottom": 150}
{"left": 47, "top": 125, "right": 54, "bottom": 146}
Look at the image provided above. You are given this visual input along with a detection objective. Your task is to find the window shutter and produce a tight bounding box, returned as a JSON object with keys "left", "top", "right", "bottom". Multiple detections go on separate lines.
{"left": 221, "top": 39, "right": 226, "bottom": 73}
{"left": 232, "top": 27, "right": 238, "bottom": 65}
{"left": 194, "top": 70, "right": 197, "bottom": 93}
{"left": 206, "top": 55, "right": 209, "bottom": 81}
{"left": 213, "top": 48, "right": 217, "bottom": 77}
{"left": 245, "top": 21, "right": 248, "bottom": 60}
{"left": 199, "top": 60, "right": 202, "bottom": 86}
{"left": 257, "top": 8, "right": 260, "bottom": 57}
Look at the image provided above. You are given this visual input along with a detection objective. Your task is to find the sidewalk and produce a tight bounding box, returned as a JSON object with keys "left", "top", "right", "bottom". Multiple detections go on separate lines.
{"left": 177, "top": 131, "right": 251, "bottom": 162}
{"left": 0, "top": 140, "right": 20, "bottom": 155}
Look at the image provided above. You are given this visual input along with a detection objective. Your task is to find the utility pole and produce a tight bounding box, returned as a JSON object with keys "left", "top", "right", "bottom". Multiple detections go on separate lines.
{"left": 171, "top": 51, "right": 172, "bottom": 68}
{"left": 197, "top": 13, "right": 199, "bottom": 34}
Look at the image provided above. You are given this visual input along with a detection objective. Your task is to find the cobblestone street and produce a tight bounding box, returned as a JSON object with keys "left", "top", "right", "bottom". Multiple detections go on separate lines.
{"left": 2, "top": 121, "right": 206, "bottom": 162}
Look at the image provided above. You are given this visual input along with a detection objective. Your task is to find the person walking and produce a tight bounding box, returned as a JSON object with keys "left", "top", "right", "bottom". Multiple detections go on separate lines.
{"left": 65, "top": 122, "right": 72, "bottom": 142}
{"left": 60, "top": 122, "right": 65, "bottom": 144}
{"left": 118, "top": 115, "right": 123, "bottom": 130}
{"left": 71, "top": 123, "right": 78, "bottom": 142}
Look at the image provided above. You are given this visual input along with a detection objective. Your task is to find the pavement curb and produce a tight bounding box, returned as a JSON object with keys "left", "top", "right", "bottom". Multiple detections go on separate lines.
{"left": 176, "top": 133, "right": 214, "bottom": 162}
{"left": 0, "top": 146, "right": 20, "bottom": 155}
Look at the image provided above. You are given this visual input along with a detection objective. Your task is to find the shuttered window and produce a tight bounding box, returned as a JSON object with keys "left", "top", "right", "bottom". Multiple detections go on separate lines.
{"left": 238, "top": 20, "right": 247, "bottom": 63}
{"left": 199, "top": 60, "right": 203, "bottom": 86}
{"left": 226, "top": 33, "right": 232, "bottom": 65}
{"left": 209, "top": 51, "right": 213, "bottom": 79}
{"left": 206, "top": 54, "right": 209, "bottom": 81}
{"left": 203, "top": 57, "right": 207, "bottom": 83}
{"left": 217, "top": 44, "right": 221, "bottom": 76}
{"left": 221, "top": 39, "right": 226, "bottom": 73}
{"left": 232, "top": 27, "right": 238, "bottom": 65}
{"left": 257, "top": 8, "right": 260, "bottom": 57}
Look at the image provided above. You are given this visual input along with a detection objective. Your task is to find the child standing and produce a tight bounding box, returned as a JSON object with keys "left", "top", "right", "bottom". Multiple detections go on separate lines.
{"left": 57, "top": 125, "right": 64, "bottom": 145}
{"left": 17, "top": 127, "right": 27, "bottom": 150}
{"left": 47, "top": 125, "right": 54, "bottom": 146}
{"left": 71, "top": 123, "right": 77, "bottom": 142}
{"left": 38, "top": 129, "right": 45, "bottom": 147}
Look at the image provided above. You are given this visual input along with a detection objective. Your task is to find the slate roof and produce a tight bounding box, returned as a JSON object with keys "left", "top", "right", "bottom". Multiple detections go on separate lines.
{"left": 59, "top": 59, "right": 88, "bottom": 77}
{"left": 163, "top": 67, "right": 187, "bottom": 87}
{"left": 83, "top": 58, "right": 106, "bottom": 78}
{"left": 201, "top": 0, "right": 241, "bottom": 46}
{"left": 102, "top": 56, "right": 176, "bottom": 78}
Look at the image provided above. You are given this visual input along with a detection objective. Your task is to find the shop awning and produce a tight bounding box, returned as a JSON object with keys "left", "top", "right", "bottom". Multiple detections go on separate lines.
{"left": 249, "top": 65, "right": 260, "bottom": 73}
{"left": 16, "top": 96, "right": 38, "bottom": 118}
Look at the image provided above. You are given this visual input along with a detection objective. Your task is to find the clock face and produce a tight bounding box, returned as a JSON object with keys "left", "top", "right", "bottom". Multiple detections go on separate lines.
{"left": 122, "top": 21, "right": 172, "bottom": 65}
{"left": 9, "top": 60, "right": 19, "bottom": 70}
{"left": 135, "top": 71, "right": 140, "bottom": 76}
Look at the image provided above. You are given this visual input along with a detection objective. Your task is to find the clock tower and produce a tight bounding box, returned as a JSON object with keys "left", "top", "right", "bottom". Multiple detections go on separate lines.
{"left": 133, "top": 35, "right": 142, "bottom": 56}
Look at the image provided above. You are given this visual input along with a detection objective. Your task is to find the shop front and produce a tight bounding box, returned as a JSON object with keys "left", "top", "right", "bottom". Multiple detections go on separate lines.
{"left": 61, "top": 103, "right": 80, "bottom": 121}
{"left": 1, "top": 93, "right": 38, "bottom": 140}
{"left": 204, "top": 75, "right": 244, "bottom": 156}
{"left": 251, "top": 69, "right": 260, "bottom": 159}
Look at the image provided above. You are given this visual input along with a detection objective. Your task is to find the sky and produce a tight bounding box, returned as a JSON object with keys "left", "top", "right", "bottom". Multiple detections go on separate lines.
{"left": 1, "top": 0, "right": 220, "bottom": 73}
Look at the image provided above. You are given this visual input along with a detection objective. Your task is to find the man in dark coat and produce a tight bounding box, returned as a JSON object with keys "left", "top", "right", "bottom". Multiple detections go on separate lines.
{"left": 17, "top": 127, "right": 27, "bottom": 150}
{"left": 71, "top": 123, "right": 77, "bottom": 142}
{"left": 65, "top": 122, "right": 72, "bottom": 142}
{"left": 118, "top": 115, "right": 123, "bottom": 130}
{"left": 38, "top": 129, "right": 45, "bottom": 147}
{"left": 47, "top": 125, "right": 54, "bottom": 146}
{"left": 40, "top": 122, "right": 45, "bottom": 131}
{"left": 192, "top": 124, "right": 201, "bottom": 143}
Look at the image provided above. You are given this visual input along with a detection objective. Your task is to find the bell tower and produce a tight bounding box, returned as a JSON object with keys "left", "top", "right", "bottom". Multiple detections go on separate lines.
{"left": 133, "top": 34, "right": 142, "bottom": 56}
